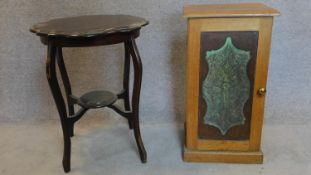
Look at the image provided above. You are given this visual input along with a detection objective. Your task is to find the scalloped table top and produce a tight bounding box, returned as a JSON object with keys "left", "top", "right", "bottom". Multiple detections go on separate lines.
{"left": 30, "top": 15, "right": 149, "bottom": 38}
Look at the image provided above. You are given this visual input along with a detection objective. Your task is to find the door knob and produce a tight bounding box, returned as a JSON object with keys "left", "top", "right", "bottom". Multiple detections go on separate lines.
{"left": 258, "top": 88, "right": 266, "bottom": 96}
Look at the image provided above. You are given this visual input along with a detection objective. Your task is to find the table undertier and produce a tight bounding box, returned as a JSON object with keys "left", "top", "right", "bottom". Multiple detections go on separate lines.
{"left": 77, "top": 90, "right": 117, "bottom": 109}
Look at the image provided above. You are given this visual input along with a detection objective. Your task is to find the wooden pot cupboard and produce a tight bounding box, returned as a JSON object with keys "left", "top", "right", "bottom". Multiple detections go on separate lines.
{"left": 183, "top": 3, "right": 280, "bottom": 163}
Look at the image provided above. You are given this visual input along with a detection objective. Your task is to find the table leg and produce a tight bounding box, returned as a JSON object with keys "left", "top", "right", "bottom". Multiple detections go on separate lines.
{"left": 56, "top": 47, "right": 75, "bottom": 137}
{"left": 46, "top": 44, "right": 71, "bottom": 173}
{"left": 127, "top": 37, "right": 147, "bottom": 163}
{"left": 123, "top": 42, "right": 133, "bottom": 129}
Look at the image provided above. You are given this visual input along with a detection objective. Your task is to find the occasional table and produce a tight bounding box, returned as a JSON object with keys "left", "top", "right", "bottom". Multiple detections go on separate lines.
{"left": 30, "top": 15, "right": 148, "bottom": 172}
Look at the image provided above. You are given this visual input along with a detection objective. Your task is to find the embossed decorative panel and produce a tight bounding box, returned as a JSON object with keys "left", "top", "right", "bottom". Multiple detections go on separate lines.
{"left": 198, "top": 31, "right": 258, "bottom": 140}
{"left": 202, "top": 37, "right": 251, "bottom": 135}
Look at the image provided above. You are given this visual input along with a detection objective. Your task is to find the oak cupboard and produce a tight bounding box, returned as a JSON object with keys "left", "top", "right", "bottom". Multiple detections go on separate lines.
{"left": 183, "top": 3, "right": 280, "bottom": 163}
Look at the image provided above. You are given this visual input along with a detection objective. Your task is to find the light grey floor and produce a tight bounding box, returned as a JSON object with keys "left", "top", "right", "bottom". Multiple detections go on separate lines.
{"left": 0, "top": 117, "right": 310, "bottom": 175}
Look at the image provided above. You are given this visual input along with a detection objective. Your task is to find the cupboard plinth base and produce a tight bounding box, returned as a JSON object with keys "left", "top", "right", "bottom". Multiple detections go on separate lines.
{"left": 183, "top": 147, "right": 263, "bottom": 164}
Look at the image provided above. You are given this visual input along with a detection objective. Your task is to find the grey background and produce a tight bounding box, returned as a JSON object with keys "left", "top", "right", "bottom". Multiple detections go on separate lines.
{"left": 0, "top": 0, "right": 310, "bottom": 125}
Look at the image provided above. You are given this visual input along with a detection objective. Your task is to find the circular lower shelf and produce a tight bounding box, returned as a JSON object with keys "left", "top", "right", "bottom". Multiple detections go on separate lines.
{"left": 78, "top": 90, "right": 117, "bottom": 109}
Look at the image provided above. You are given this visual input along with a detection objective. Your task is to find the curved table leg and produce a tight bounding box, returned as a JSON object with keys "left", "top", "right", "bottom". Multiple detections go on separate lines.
{"left": 123, "top": 42, "right": 133, "bottom": 129}
{"left": 56, "top": 47, "right": 75, "bottom": 137}
{"left": 46, "top": 44, "right": 71, "bottom": 172}
{"left": 127, "top": 37, "right": 147, "bottom": 163}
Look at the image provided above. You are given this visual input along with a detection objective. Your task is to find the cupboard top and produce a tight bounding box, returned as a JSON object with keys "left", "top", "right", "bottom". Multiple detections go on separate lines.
{"left": 183, "top": 3, "right": 280, "bottom": 18}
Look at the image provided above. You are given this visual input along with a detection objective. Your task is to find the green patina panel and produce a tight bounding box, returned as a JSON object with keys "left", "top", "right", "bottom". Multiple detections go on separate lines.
{"left": 203, "top": 37, "right": 251, "bottom": 135}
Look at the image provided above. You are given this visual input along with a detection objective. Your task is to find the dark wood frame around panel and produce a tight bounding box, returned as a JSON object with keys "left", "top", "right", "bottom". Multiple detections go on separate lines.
{"left": 198, "top": 31, "right": 259, "bottom": 140}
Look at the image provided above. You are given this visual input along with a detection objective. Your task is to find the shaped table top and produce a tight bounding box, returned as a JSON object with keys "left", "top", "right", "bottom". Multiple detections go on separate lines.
{"left": 30, "top": 15, "right": 148, "bottom": 38}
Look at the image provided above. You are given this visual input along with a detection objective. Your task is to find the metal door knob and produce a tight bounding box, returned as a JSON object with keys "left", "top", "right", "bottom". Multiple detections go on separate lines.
{"left": 258, "top": 88, "right": 267, "bottom": 96}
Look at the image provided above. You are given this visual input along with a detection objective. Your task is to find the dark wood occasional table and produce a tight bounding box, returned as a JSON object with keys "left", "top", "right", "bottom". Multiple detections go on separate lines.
{"left": 30, "top": 15, "right": 148, "bottom": 173}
